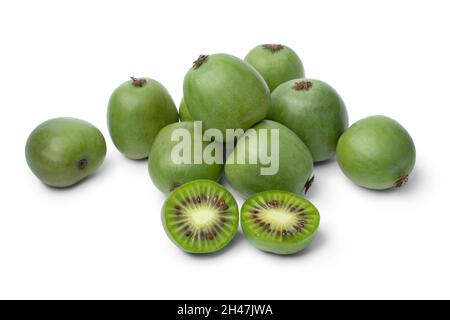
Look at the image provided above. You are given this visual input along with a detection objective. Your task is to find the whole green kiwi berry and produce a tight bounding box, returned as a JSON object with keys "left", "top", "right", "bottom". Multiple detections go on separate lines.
{"left": 183, "top": 54, "right": 270, "bottom": 137}
{"left": 268, "top": 79, "right": 348, "bottom": 162}
{"left": 245, "top": 44, "right": 305, "bottom": 92}
{"left": 107, "top": 77, "right": 178, "bottom": 159}
{"left": 225, "top": 120, "right": 313, "bottom": 197}
{"left": 148, "top": 122, "right": 223, "bottom": 193}
{"left": 336, "top": 115, "right": 416, "bottom": 190}
{"left": 25, "top": 117, "right": 106, "bottom": 187}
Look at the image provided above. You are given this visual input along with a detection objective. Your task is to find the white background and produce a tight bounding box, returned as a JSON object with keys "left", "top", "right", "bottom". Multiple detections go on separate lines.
{"left": 1, "top": 0, "right": 449, "bottom": 299}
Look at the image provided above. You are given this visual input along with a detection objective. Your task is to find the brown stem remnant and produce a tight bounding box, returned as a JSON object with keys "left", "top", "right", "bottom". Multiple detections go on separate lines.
{"left": 262, "top": 44, "right": 284, "bottom": 53}
{"left": 193, "top": 54, "right": 208, "bottom": 69}
{"left": 304, "top": 175, "right": 315, "bottom": 194}
{"left": 292, "top": 81, "right": 313, "bottom": 91}
{"left": 394, "top": 175, "right": 409, "bottom": 188}
{"left": 170, "top": 181, "right": 182, "bottom": 192}
{"left": 78, "top": 158, "right": 88, "bottom": 170}
{"left": 130, "top": 77, "right": 147, "bottom": 87}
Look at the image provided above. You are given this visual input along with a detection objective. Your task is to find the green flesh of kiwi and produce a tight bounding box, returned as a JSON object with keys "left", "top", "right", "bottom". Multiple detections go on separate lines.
{"left": 241, "top": 190, "right": 320, "bottom": 255}
{"left": 162, "top": 180, "right": 239, "bottom": 254}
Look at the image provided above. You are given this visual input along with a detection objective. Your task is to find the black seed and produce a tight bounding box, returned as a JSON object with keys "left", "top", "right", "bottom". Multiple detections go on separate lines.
{"left": 220, "top": 217, "right": 227, "bottom": 223}
{"left": 175, "top": 205, "right": 181, "bottom": 210}
{"left": 197, "top": 196, "right": 201, "bottom": 203}
{"left": 219, "top": 199, "right": 225, "bottom": 206}
{"left": 207, "top": 233, "right": 214, "bottom": 240}
{"left": 212, "top": 195, "right": 218, "bottom": 202}
{"left": 221, "top": 204, "right": 229, "bottom": 210}
{"left": 271, "top": 200, "right": 280, "bottom": 206}
{"left": 185, "top": 231, "right": 192, "bottom": 237}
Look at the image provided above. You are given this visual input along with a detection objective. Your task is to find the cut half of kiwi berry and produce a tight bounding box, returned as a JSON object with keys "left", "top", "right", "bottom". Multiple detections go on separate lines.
{"left": 162, "top": 180, "right": 239, "bottom": 254}
{"left": 241, "top": 190, "right": 320, "bottom": 255}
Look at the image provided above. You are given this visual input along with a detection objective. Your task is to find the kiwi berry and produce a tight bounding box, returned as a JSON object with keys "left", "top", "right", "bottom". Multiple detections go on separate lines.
{"left": 336, "top": 115, "right": 416, "bottom": 190}
{"left": 268, "top": 79, "right": 348, "bottom": 162}
{"left": 162, "top": 180, "right": 239, "bottom": 254}
{"left": 245, "top": 44, "right": 305, "bottom": 92}
{"left": 225, "top": 120, "right": 313, "bottom": 197}
{"left": 25, "top": 117, "right": 107, "bottom": 187}
{"left": 241, "top": 190, "right": 320, "bottom": 255}
{"left": 148, "top": 121, "right": 223, "bottom": 193}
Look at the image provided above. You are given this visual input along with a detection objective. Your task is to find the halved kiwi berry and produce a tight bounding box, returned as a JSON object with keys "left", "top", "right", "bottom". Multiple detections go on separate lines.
{"left": 241, "top": 190, "right": 320, "bottom": 255}
{"left": 162, "top": 180, "right": 239, "bottom": 254}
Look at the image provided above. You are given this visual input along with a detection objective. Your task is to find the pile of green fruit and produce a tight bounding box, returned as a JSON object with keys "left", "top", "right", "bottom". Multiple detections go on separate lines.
{"left": 25, "top": 44, "right": 416, "bottom": 255}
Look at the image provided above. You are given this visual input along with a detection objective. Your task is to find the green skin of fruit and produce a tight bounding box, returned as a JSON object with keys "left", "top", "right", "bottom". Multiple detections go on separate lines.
{"left": 244, "top": 44, "right": 305, "bottom": 92}
{"left": 179, "top": 99, "right": 229, "bottom": 163}
{"left": 183, "top": 53, "right": 270, "bottom": 136}
{"left": 162, "top": 179, "right": 239, "bottom": 254}
{"left": 148, "top": 122, "right": 223, "bottom": 193}
{"left": 336, "top": 115, "right": 416, "bottom": 190}
{"left": 225, "top": 120, "right": 313, "bottom": 197}
{"left": 268, "top": 79, "right": 348, "bottom": 162}
{"left": 107, "top": 77, "right": 178, "bottom": 159}
{"left": 241, "top": 191, "right": 320, "bottom": 255}
{"left": 25, "top": 117, "right": 106, "bottom": 187}
{"left": 179, "top": 98, "right": 193, "bottom": 121}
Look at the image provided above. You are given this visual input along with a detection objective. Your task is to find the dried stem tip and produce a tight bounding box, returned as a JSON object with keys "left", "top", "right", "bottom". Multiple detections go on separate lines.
{"left": 394, "top": 175, "right": 409, "bottom": 188}
{"left": 193, "top": 54, "right": 208, "bottom": 69}
{"left": 78, "top": 158, "right": 88, "bottom": 170}
{"left": 293, "top": 81, "right": 313, "bottom": 91}
{"left": 262, "top": 44, "right": 284, "bottom": 53}
{"left": 130, "top": 77, "right": 147, "bottom": 87}
{"left": 170, "top": 182, "right": 181, "bottom": 192}
{"left": 304, "top": 176, "right": 315, "bottom": 194}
